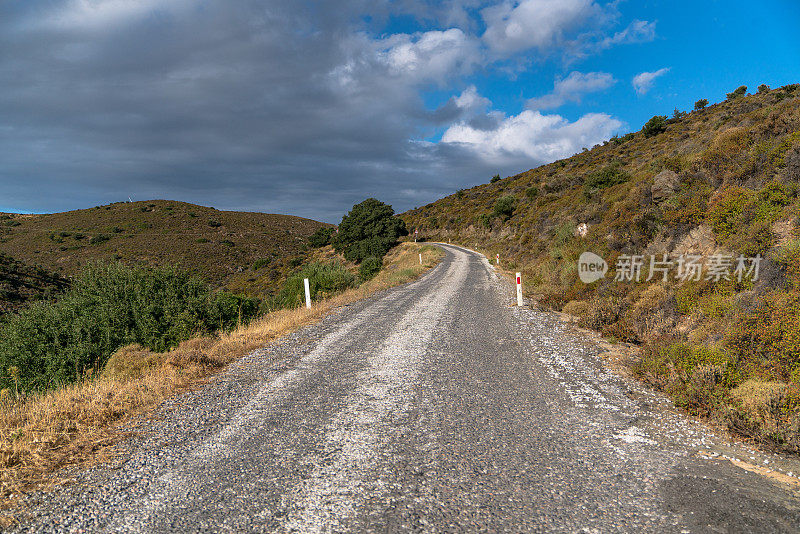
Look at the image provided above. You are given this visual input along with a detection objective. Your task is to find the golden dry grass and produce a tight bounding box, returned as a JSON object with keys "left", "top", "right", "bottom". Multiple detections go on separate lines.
{"left": 0, "top": 242, "right": 443, "bottom": 527}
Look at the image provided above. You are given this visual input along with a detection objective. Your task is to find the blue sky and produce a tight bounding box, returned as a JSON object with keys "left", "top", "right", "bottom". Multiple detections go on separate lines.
{"left": 1, "top": 0, "right": 798, "bottom": 221}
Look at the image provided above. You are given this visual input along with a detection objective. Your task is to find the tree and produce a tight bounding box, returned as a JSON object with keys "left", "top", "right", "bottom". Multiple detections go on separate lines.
{"left": 694, "top": 98, "right": 709, "bottom": 111}
{"left": 492, "top": 195, "right": 516, "bottom": 220}
{"left": 758, "top": 84, "right": 770, "bottom": 94}
{"left": 332, "top": 198, "right": 408, "bottom": 263}
{"left": 490, "top": 174, "right": 502, "bottom": 183}
{"left": 642, "top": 115, "right": 667, "bottom": 137}
{"left": 726, "top": 85, "right": 747, "bottom": 100}
{"left": 672, "top": 108, "right": 687, "bottom": 120}
{"left": 308, "top": 227, "right": 334, "bottom": 248}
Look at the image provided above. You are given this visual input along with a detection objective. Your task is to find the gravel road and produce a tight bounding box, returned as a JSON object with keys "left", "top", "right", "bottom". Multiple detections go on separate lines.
{"left": 10, "top": 244, "right": 800, "bottom": 533}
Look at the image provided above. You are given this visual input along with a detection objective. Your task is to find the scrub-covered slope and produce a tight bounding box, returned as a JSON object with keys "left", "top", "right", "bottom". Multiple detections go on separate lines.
{"left": 404, "top": 84, "right": 800, "bottom": 451}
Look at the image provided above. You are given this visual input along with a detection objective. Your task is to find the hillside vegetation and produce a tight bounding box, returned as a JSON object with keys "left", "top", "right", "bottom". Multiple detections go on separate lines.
{"left": 0, "top": 254, "right": 67, "bottom": 318}
{"left": 404, "top": 83, "right": 800, "bottom": 452}
{"left": 0, "top": 200, "right": 328, "bottom": 299}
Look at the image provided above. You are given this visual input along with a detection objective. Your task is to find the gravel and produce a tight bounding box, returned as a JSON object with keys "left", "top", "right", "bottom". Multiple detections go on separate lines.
{"left": 9, "top": 244, "right": 800, "bottom": 533}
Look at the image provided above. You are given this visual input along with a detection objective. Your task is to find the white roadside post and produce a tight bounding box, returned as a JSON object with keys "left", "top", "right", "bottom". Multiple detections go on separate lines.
{"left": 516, "top": 272, "right": 523, "bottom": 307}
{"left": 419, "top": 253, "right": 423, "bottom": 265}
{"left": 496, "top": 254, "right": 500, "bottom": 265}
{"left": 304, "top": 278, "right": 312, "bottom": 309}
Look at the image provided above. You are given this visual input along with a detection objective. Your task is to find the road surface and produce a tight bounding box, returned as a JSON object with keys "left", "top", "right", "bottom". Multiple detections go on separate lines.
{"left": 12, "top": 244, "right": 800, "bottom": 532}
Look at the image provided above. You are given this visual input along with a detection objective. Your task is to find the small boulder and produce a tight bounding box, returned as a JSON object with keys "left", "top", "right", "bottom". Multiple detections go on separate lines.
{"left": 651, "top": 169, "right": 680, "bottom": 203}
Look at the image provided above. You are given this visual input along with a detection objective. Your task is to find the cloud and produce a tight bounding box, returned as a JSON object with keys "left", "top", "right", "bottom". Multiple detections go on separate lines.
{"left": 441, "top": 109, "right": 622, "bottom": 165}
{"left": 599, "top": 19, "right": 657, "bottom": 49}
{"left": 481, "top": 0, "right": 603, "bottom": 55}
{"left": 378, "top": 28, "right": 482, "bottom": 85}
{"left": 632, "top": 67, "right": 670, "bottom": 95}
{"left": 526, "top": 71, "right": 615, "bottom": 110}
{"left": 429, "top": 85, "right": 492, "bottom": 123}
{"left": 0, "top": 0, "right": 649, "bottom": 221}
{"left": 42, "top": 0, "right": 195, "bottom": 30}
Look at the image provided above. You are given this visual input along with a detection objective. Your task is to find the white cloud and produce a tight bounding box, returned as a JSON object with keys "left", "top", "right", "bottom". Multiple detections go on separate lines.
{"left": 599, "top": 19, "right": 657, "bottom": 49}
{"left": 527, "top": 71, "right": 615, "bottom": 110}
{"left": 453, "top": 85, "right": 491, "bottom": 111}
{"left": 632, "top": 67, "right": 670, "bottom": 95}
{"left": 481, "top": 0, "right": 602, "bottom": 55}
{"left": 379, "top": 28, "right": 482, "bottom": 85}
{"left": 441, "top": 109, "right": 622, "bottom": 164}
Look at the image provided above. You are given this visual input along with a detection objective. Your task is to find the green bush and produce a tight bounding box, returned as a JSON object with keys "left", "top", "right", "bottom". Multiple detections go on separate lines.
{"left": 584, "top": 162, "right": 630, "bottom": 190}
{"left": 492, "top": 195, "right": 516, "bottom": 220}
{"left": 694, "top": 98, "right": 709, "bottom": 110}
{"left": 332, "top": 198, "right": 407, "bottom": 263}
{"left": 477, "top": 213, "right": 493, "bottom": 229}
{"left": 455, "top": 189, "right": 465, "bottom": 200}
{"left": 208, "top": 219, "right": 222, "bottom": 228}
{"left": 252, "top": 257, "right": 272, "bottom": 270}
{"left": 490, "top": 174, "right": 502, "bottom": 183}
{"left": 726, "top": 85, "right": 747, "bottom": 100}
{"left": 642, "top": 115, "right": 668, "bottom": 137}
{"left": 758, "top": 84, "right": 770, "bottom": 94}
{"left": 525, "top": 186, "right": 539, "bottom": 199}
{"left": 273, "top": 262, "right": 356, "bottom": 309}
{"left": 359, "top": 256, "right": 382, "bottom": 281}
{"left": 308, "top": 227, "right": 335, "bottom": 248}
{"left": 89, "top": 234, "right": 111, "bottom": 245}
{"left": 0, "top": 263, "right": 259, "bottom": 393}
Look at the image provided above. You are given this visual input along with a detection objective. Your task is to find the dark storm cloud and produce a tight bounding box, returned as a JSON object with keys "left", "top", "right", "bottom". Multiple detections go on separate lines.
{"left": 0, "top": 1, "right": 631, "bottom": 221}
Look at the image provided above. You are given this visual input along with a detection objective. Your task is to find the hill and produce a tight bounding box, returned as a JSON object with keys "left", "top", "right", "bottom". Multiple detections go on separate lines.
{"left": 0, "top": 200, "right": 329, "bottom": 299}
{"left": 403, "top": 83, "right": 800, "bottom": 451}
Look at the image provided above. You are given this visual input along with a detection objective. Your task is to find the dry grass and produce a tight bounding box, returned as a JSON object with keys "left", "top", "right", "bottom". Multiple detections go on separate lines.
{"left": 0, "top": 242, "right": 443, "bottom": 527}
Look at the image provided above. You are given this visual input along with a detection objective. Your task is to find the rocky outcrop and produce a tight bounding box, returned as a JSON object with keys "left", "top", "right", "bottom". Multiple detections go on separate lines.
{"left": 651, "top": 169, "right": 680, "bottom": 203}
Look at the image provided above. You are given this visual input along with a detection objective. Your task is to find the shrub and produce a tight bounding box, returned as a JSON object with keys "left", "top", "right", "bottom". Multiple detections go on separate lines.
{"left": 672, "top": 108, "right": 687, "bottom": 120}
{"left": 89, "top": 234, "right": 110, "bottom": 245}
{"left": 642, "top": 115, "right": 668, "bottom": 137}
{"left": 252, "top": 258, "right": 272, "bottom": 270}
{"left": 0, "top": 263, "right": 259, "bottom": 392}
{"left": 455, "top": 189, "right": 465, "bottom": 200}
{"left": 208, "top": 219, "right": 222, "bottom": 227}
{"left": 490, "top": 174, "right": 502, "bottom": 183}
{"left": 492, "top": 195, "right": 516, "bottom": 220}
{"left": 758, "top": 84, "right": 770, "bottom": 94}
{"left": 477, "top": 213, "right": 493, "bottom": 229}
{"left": 726, "top": 85, "right": 747, "bottom": 100}
{"left": 272, "top": 262, "right": 356, "bottom": 309}
{"left": 308, "top": 227, "right": 334, "bottom": 248}
{"left": 726, "top": 291, "right": 800, "bottom": 382}
{"left": 359, "top": 256, "right": 382, "bottom": 281}
{"left": 525, "top": 186, "right": 539, "bottom": 199}
{"left": 332, "top": 198, "right": 407, "bottom": 263}
{"left": 707, "top": 186, "right": 753, "bottom": 238}
{"left": 584, "top": 162, "right": 630, "bottom": 190}
{"left": 694, "top": 98, "right": 709, "bottom": 110}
